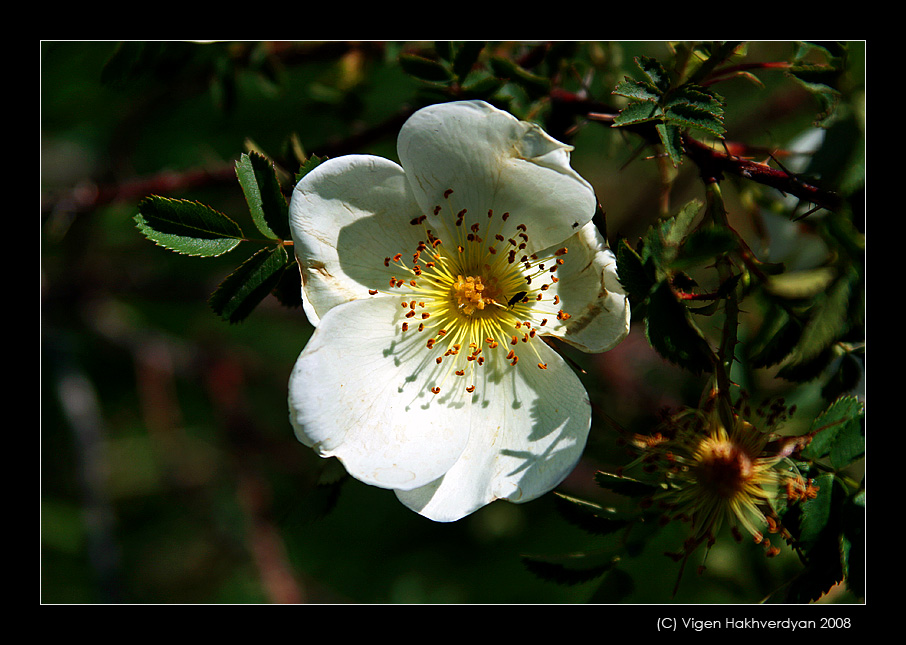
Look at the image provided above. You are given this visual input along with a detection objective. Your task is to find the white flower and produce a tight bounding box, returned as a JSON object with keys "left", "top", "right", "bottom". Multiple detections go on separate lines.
{"left": 288, "top": 100, "right": 630, "bottom": 522}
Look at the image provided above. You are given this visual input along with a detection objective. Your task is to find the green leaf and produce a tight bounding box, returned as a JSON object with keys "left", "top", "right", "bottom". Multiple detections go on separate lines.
{"left": 461, "top": 76, "right": 504, "bottom": 99}
{"left": 748, "top": 304, "right": 804, "bottom": 368}
{"left": 671, "top": 227, "right": 738, "bottom": 269}
{"left": 639, "top": 199, "right": 702, "bottom": 273}
{"left": 433, "top": 41, "right": 453, "bottom": 62}
{"left": 612, "top": 78, "right": 661, "bottom": 102}
{"left": 766, "top": 267, "right": 837, "bottom": 300}
{"left": 802, "top": 395, "right": 864, "bottom": 468}
{"left": 488, "top": 56, "right": 550, "bottom": 97}
{"left": 664, "top": 85, "right": 725, "bottom": 117}
{"left": 553, "top": 493, "right": 631, "bottom": 537}
{"left": 612, "top": 100, "right": 662, "bottom": 127}
{"left": 636, "top": 55, "right": 671, "bottom": 93}
{"left": 295, "top": 153, "right": 327, "bottom": 185}
{"left": 645, "top": 281, "right": 714, "bottom": 374}
{"left": 615, "top": 238, "right": 655, "bottom": 302}
{"left": 399, "top": 53, "right": 451, "bottom": 82}
{"left": 593, "top": 471, "right": 660, "bottom": 498}
{"left": 841, "top": 487, "right": 865, "bottom": 598}
{"left": 135, "top": 196, "right": 244, "bottom": 257}
{"left": 664, "top": 102, "right": 725, "bottom": 138}
{"left": 521, "top": 550, "right": 619, "bottom": 586}
{"left": 778, "top": 269, "right": 856, "bottom": 375}
{"left": 587, "top": 567, "right": 635, "bottom": 603}
{"left": 452, "top": 41, "right": 484, "bottom": 81}
{"left": 208, "top": 244, "right": 291, "bottom": 323}
{"left": 235, "top": 151, "right": 290, "bottom": 241}
{"left": 656, "top": 122, "right": 683, "bottom": 166}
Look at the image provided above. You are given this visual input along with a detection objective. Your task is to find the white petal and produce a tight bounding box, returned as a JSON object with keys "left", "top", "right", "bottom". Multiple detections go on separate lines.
{"left": 289, "top": 154, "right": 425, "bottom": 325}
{"left": 395, "top": 341, "right": 591, "bottom": 522}
{"left": 288, "top": 297, "right": 472, "bottom": 490}
{"left": 543, "top": 222, "right": 631, "bottom": 352}
{"left": 397, "top": 100, "right": 597, "bottom": 254}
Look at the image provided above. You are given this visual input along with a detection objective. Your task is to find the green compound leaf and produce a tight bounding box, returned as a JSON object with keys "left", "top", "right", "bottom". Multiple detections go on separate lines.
{"left": 135, "top": 196, "right": 244, "bottom": 257}
{"left": 208, "top": 244, "right": 292, "bottom": 323}
{"left": 236, "top": 151, "right": 290, "bottom": 241}
{"left": 612, "top": 56, "right": 727, "bottom": 165}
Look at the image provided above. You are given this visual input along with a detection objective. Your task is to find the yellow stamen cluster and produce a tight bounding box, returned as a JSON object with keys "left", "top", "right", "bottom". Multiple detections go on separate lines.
{"left": 371, "top": 189, "right": 571, "bottom": 395}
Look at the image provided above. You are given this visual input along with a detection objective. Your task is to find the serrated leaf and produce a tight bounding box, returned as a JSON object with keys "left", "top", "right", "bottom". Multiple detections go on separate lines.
{"left": 803, "top": 395, "right": 864, "bottom": 468}
{"left": 793, "top": 472, "right": 837, "bottom": 554}
{"left": 236, "top": 151, "right": 290, "bottom": 241}
{"left": 665, "top": 85, "right": 725, "bottom": 116}
{"left": 645, "top": 281, "right": 713, "bottom": 374}
{"left": 612, "top": 78, "right": 661, "bottom": 102}
{"left": 636, "top": 55, "right": 671, "bottom": 93}
{"left": 135, "top": 196, "right": 244, "bottom": 257}
{"left": 612, "top": 100, "right": 662, "bottom": 127}
{"left": 656, "top": 122, "right": 684, "bottom": 166}
{"left": 615, "top": 238, "right": 655, "bottom": 301}
{"left": 295, "top": 154, "right": 327, "bottom": 185}
{"left": 661, "top": 199, "right": 702, "bottom": 249}
{"left": 208, "top": 244, "right": 291, "bottom": 323}
{"left": 664, "top": 102, "right": 725, "bottom": 138}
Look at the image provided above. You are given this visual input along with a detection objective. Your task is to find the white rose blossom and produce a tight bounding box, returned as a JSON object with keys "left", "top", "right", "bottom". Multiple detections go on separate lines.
{"left": 287, "top": 100, "right": 630, "bottom": 522}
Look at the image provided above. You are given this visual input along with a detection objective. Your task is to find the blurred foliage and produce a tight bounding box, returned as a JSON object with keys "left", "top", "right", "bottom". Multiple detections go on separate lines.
{"left": 42, "top": 41, "right": 864, "bottom": 604}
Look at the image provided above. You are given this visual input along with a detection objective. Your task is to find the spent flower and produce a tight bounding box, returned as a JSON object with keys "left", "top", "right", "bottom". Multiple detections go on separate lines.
{"left": 630, "top": 395, "right": 815, "bottom": 563}
{"left": 287, "top": 100, "right": 630, "bottom": 522}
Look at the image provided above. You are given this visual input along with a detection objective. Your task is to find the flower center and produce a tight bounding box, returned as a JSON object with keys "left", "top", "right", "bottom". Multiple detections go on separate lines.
{"left": 452, "top": 274, "right": 501, "bottom": 315}
{"left": 694, "top": 439, "right": 752, "bottom": 497}
{"left": 371, "top": 188, "right": 572, "bottom": 395}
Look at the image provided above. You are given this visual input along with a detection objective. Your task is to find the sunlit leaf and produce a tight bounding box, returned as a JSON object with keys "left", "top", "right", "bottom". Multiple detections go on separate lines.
{"left": 135, "top": 196, "right": 244, "bottom": 257}
{"left": 236, "top": 151, "right": 290, "bottom": 241}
